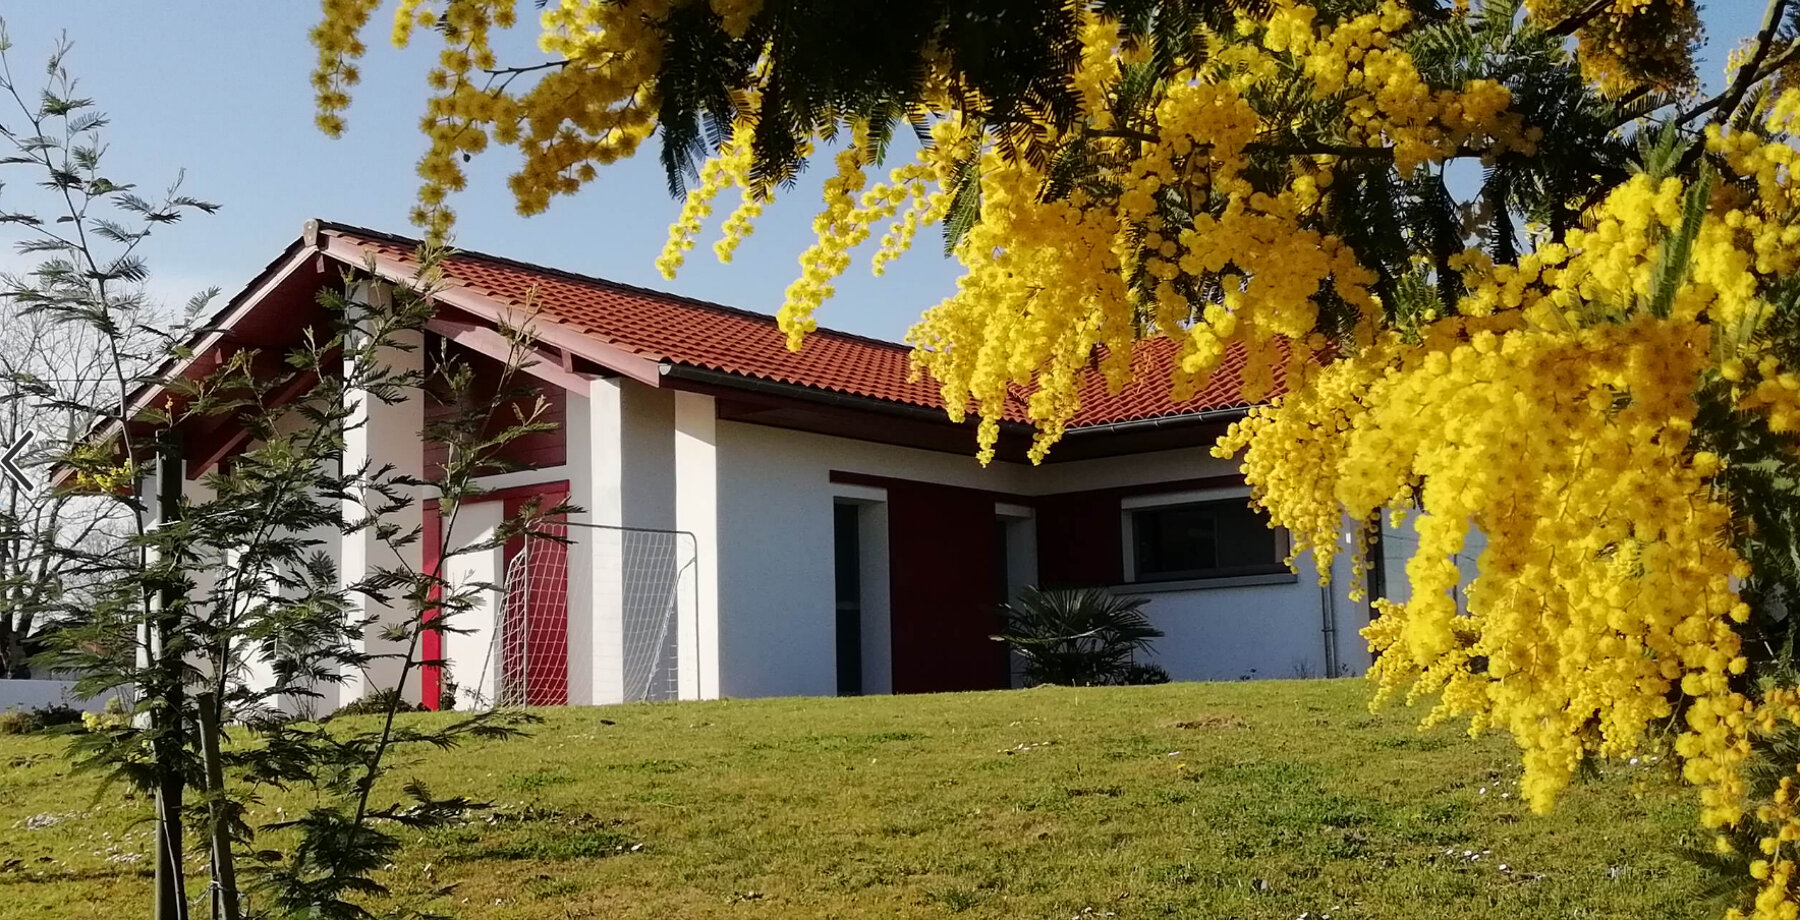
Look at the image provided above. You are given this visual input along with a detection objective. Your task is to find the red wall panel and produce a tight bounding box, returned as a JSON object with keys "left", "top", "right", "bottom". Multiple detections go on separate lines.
{"left": 1035, "top": 474, "right": 1248, "bottom": 588}
{"left": 421, "top": 502, "right": 444, "bottom": 709}
{"left": 423, "top": 341, "right": 568, "bottom": 478}
{"left": 503, "top": 487, "right": 570, "bottom": 706}
{"left": 834, "top": 473, "right": 1012, "bottom": 694}
{"left": 1035, "top": 491, "right": 1126, "bottom": 587}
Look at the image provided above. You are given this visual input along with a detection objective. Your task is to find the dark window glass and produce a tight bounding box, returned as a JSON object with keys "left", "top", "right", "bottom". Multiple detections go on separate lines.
{"left": 1131, "top": 499, "right": 1286, "bottom": 582}
{"left": 833, "top": 503, "right": 863, "bottom": 695}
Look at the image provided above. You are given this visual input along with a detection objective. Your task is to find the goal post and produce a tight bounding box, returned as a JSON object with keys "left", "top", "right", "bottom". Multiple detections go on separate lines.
{"left": 483, "top": 521, "right": 697, "bottom": 706}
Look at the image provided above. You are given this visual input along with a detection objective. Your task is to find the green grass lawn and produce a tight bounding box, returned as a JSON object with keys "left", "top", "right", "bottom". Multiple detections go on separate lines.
{"left": 0, "top": 680, "right": 1717, "bottom": 919}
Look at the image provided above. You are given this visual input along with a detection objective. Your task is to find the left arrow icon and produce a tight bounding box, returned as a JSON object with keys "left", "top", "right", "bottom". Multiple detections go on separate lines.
{"left": 2, "top": 430, "right": 36, "bottom": 495}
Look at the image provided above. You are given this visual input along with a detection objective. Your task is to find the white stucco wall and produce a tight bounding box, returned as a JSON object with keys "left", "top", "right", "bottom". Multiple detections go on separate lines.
{"left": 1120, "top": 533, "right": 1366, "bottom": 682}
{"left": 442, "top": 501, "right": 505, "bottom": 707}
{"left": 339, "top": 321, "right": 425, "bottom": 704}
{"left": 568, "top": 379, "right": 683, "bottom": 705}
{"left": 621, "top": 383, "right": 677, "bottom": 529}
{"left": 1025, "top": 444, "right": 1243, "bottom": 493}
{"left": 1373, "top": 508, "right": 1486, "bottom": 612}
{"left": 1111, "top": 481, "right": 1370, "bottom": 682}
{"left": 710, "top": 422, "right": 1377, "bottom": 695}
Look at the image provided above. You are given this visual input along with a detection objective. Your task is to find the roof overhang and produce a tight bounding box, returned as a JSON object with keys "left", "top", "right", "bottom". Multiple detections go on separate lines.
{"left": 310, "top": 221, "right": 662, "bottom": 389}
{"left": 658, "top": 361, "right": 1239, "bottom": 463}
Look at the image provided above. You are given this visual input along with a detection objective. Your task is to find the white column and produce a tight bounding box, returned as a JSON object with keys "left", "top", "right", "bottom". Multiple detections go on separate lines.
{"left": 566, "top": 377, "right": 625, "bottom": 705}
{"left": 138, "top": 457, "right": 213, "bottom": 716}
{"left": 271, "top": 518, "right": 344, "bottom": 719}
{"left": 339, "top": 288, "right": 425, "bottom": 705}
{"left": 442, "top": 501, "right": 505, "bottom": 707}
{"left": 134, "top": 466, "right": 170, "bottom": 715}
{"left": 674, "top": 391, "right": 720, "bottom": 700}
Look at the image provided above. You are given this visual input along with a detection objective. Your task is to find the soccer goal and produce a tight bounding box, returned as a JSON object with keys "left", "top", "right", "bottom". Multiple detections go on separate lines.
{"left": 483, "top": 521, "right": 697, "bottom": 706}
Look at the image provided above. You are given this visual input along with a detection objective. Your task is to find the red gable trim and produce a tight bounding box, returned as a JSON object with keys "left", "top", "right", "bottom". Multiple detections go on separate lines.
{"left": 423, "top": 316, "right": 597, "bottom": 395}
{"left": 314, "top": 225, "right": 663, "bottom": 388}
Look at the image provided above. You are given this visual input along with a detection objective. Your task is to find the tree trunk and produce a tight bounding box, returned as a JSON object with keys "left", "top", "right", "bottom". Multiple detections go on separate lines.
{"left": 196, "top": 693, "right": 241, "bottom": 920}
{"left": 2, "top": 632, "right": 27, "bottom": 679}
{"left": 152, "top": 436, "right": 189, "bottom": 920}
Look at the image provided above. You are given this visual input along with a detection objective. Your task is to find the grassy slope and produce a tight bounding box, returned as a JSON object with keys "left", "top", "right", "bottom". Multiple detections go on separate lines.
{"left": 0, "top": 680, "right": 1711, "bottom": 920}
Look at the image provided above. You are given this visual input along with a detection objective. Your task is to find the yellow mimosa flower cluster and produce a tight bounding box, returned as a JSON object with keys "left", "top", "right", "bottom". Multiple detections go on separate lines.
{"left": 1522, "top": 0, "right": 1702, "bottom": 95}
{"left": 313, "top": 0, "right": 668, "bottom": 239}
{"left": 309, "top": 0, "right": 381, "bottom": 137}
{"left": 1222, "top": 86, "right": 1800, "bottom": 916}
{"left": 905, "top": 1, "right": 1531, "bottom": 462}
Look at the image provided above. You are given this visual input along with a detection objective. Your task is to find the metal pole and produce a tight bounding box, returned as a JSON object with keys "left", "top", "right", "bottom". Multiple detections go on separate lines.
{"left": 152, "top": 433, "right": 189, "bottom": 920}
{"left": 1366, "top": 511, "right": 1388, "bottom": 605}
{"left": 1318, "top": 581, "right": 1339, "bottom": 678}
{"left": 1365, "top": 511, "right": 1387, "bottom": 669}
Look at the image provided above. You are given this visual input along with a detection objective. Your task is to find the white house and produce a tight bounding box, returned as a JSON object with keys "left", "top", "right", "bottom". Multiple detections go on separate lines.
{"left": 136, "top": 219, "right": 1387, "bottom": 712}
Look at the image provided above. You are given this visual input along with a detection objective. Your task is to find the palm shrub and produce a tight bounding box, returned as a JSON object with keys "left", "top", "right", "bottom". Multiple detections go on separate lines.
{"left": 992, "top": 587, "right": 1167, "bottom": 687}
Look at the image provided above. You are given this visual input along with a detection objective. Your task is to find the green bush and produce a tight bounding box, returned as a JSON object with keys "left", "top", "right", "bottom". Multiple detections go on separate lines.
{"left": 0, "top": 709, "right": 38, "bottom": 735}
{"left": 992, "top": 587, "right": 1168, "bottom": 687}
{"left": 82, "top": 697, "right": 132, "bottom": 733}
{"left": 329, "top": 689, "right": 423, "bottom": 719}
{"left": 0, "top": 703, "right": 84, "bottom": 735}
{"left": 1119, "top": 663, "right": 1172, "bottom": 686}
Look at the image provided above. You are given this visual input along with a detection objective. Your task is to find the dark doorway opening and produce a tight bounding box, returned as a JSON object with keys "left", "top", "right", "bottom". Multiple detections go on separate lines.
{"left": 833, "top": 502, "right": 864, "bottom": 695}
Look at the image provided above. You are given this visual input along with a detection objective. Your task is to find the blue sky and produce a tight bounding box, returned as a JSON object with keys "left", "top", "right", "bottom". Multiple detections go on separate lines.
{"left": 0, "top": 3, "right": 1770, "bottom": 345}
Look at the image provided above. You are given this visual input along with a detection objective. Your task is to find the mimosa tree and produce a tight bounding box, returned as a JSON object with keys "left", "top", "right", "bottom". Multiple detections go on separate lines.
{"left": 313, "top": 1, "right": 1800, "bottom": 915}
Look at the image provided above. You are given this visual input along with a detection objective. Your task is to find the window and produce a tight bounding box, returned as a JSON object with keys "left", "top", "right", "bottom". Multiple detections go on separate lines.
{"left": 1127, "top": 497, "right": 1288, "bottom": 583}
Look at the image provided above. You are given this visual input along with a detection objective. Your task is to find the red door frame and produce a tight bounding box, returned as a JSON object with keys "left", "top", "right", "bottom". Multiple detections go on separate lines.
{"left": 421, "top": 480, "right": 570, "bottom": 710}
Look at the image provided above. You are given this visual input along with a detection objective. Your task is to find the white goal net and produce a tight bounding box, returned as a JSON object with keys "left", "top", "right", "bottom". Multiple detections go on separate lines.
{"left": 610, "top": 525, "right": 696, "bottom": 703}
{"left": 484, "top": 522, "right": 696, "bottom": 706}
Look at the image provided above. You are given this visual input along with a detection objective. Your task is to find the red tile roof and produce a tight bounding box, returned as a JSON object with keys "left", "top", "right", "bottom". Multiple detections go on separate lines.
{"left": 1070, "top": 338, "right": 1275, "bottom": 428}
{"left": 323, "top": 223, "right": 1267, "bottom": 429}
